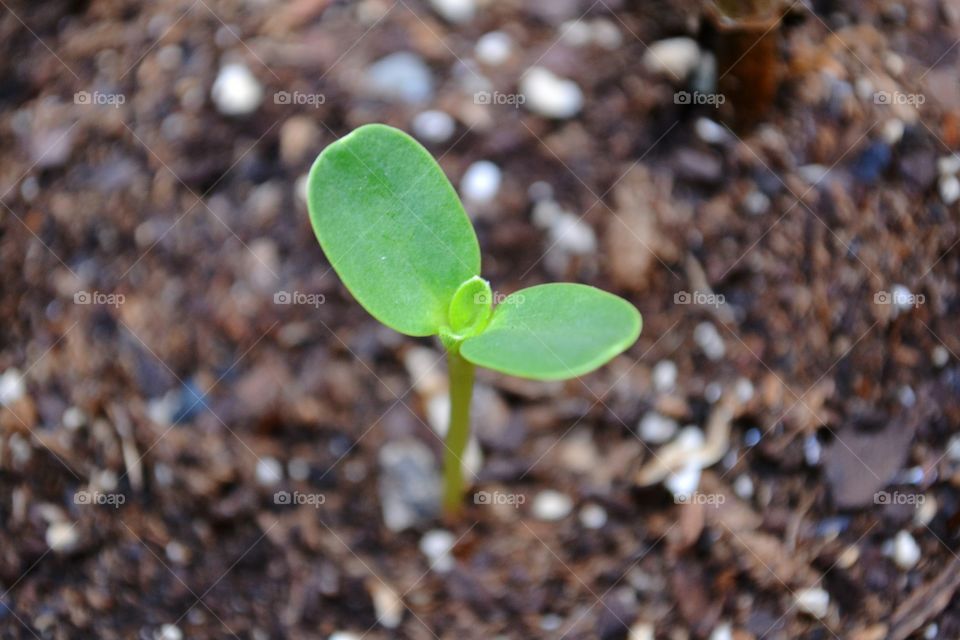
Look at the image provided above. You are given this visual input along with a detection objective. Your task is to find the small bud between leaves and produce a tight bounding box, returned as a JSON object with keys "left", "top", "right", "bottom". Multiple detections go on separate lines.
{"left": 445, "top": 276, "right": 493, "bottom": 341}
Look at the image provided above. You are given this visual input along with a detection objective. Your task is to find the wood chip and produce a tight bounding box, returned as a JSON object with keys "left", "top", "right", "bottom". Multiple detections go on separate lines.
{"left": 636, "top": 395, "right": 736, "bottom": 487}
{"left": 888, "top": 556, "right": 960, "bottom": 640}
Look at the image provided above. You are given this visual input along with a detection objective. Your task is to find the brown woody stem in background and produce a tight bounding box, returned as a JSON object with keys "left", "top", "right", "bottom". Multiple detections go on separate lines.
{"left": 707, "top": 0, "right": 786, "bottom": 128}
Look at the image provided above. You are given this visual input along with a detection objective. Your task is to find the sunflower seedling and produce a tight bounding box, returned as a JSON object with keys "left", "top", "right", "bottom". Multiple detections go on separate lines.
{"left": 306, "top": 124, "right": 642, "bottom": 516}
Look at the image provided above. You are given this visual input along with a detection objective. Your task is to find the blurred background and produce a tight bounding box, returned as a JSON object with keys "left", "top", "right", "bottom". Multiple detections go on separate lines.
{"left": 2, "top": 0, "right": 960, "bottom": 638}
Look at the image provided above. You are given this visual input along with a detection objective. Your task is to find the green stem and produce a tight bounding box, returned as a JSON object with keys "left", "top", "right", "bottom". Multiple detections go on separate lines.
{"left": 442, "top": 348, "right": 475, "bottom": 516}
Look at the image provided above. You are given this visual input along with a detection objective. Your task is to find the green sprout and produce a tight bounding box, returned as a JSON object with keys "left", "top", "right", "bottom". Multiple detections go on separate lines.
{"left": 306, "top": 124, "right": 642, "bottom": 516}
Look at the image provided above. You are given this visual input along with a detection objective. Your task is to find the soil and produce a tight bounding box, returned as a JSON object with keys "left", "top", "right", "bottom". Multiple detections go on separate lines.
{"left": 1, "top": 1, "right": 960, "bottom": 639}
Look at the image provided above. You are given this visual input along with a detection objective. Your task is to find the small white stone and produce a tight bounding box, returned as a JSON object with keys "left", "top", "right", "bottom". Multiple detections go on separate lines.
{"left": 704, "top": 382, "right": 723, "bottom": 404}
{"left": 665, "top": 460, "right": 701, "bottom": 499}
{"left": 256, "top": 457, "right": 283, "bottom": 486}
{"left": 638, "top": 412, "right": 679, "bottom": 444}
{"left": 882, "top": 119, "right": 904, "bottom": 145}
{"left": 94, "top": 469, "right": 119, "bottom": 492}
{"left": 369, "top": 582, "right": 403, "bottom": 629}
{"left": 279, "top": 116, "right": 320, "bottom": 166}
{"left": 62, "top": 407, "right": 86, "bottom": 431}
{"left": 932, "top": 345, "right": 950, "bottom": 367}
{"left": 695, "top": 118, "right": 729, "bottom": 144}
{"left": 652, "top": 360, "right": 678, "bottom": 393}
{"left": 734, "top": 377, "right": 754, "bottom": 403}
{"left": 948, "top": 435, "right": 960, "bottom": 462}
{"left": 743, "top": 190, "right": 770, "bottom": 216}
{"left": 898, "top": 385, "right": 916, "bottom": 407}
{"left": 733, "top": 475, "right": 754, "bottom": 499}
{"left": 420, "top": 529, "right": 457, "bottom": 572}
{"left": 676, "top": 425, "right": 706, "bottom": 451}
{"left": 924, "top": 624, "right": 939, "bottom": 640}
{"left": 412, "top": 110, "right": 456, "bottom": 144}
{"left": 532, "top": 199, "right": 563, "bottom": 227}
{"left": 295, "top": 173, "right": 309, "bottom": 205}
{"left": 532, "top": 490, "right": 573, "bottom": 521}
{"left": 157, "top": 44, "right": 183, "bottom": 71}
{"left": 795, "top": 587, "right": 830, "bottom": 618}
{"left": 46, "top": 522, "right": 79, "bottom": 552}
{"left": 694, "top": 322, "right": 725, "bottom": 361}
{"left": 365, "top": 52, "right": 434, "bottom": 105}
{"left": 915, "top": 494, "right": 938, "bottom": 527}
{"left": 558, "top": 430, "right": 600, "bottom": 473}
{"left": 709, "top": 622, "right": 733, "bottom": 640}
{"left": 854, "top": 77, "right": 874, "bottom": 101}
{"left": 521, "top": 67, "right": 583, "bottom": 119}
{"left": 894, "top": 466, "right": 925, "bottom": 485}
{"left": 20, "top": 176, "right": 39, "bottom": 202}
{"left": 579, "top": 503, "right": 608, "bottom": 529}
{"left": 0, "top": 368, "right": 25, "bottom": 406}
{"left": 891, "top": 284, "right": 915, "bottom": 311}
{"left": 211, "top": 63, "right": 263, "bottom": 116}
{"left": 157, "top": 624, "right": 183, "bottom": 640}
{"left": 528, "top": 181, "right": 554, "bottom": 202}
{"left": 541, "top": 614, "right": 564, "bottom": 631}
{"left": 429, "top": 0, "right": 474, "bottom": 24}
{"left": 662, "top": 427, "right": 706, "bottom": 500}
{"left": 9, "top": 433, "right": 31, "bottom": 465}
{"left": 629, "top": 622, "right": 655, "bottom": 640}
{"left": 798, "top": 164, "right": 829, "bottom": 184}
{"left": 165, "top": 540, "right": 190, "bottom": 565}
{"left": 461, "top": 160, "right": 502, "bottom": 203}
{"left": 937, "top": 154, "right": 960, "bottom": 176}
{"left": 154, "top": 463, "right": 175, "bottom": 487}
{"left": 247, "top": 237, "right": 280, "bottom": 291}
{"left": 550, "top": 213, "right": 596, "bottom": 255}
{"left": 803, "top": 435, "right": 822, "bottom": 466}
{"left": 643, "top": 37, "right": 701, "bottom": 80}
{"left": 884, "top": 52, "right": 905, "bottom": 76}
{"left": 591, "top": 19, "right": 623, "bottom": 50}
{"left": 328, "top": 634, "right": 361, "bottom": 640}
{"left": 475, "top": 31, "right": 512, "bottom": 66}
{"left": 288, "top": 457, "right": 311, "bottom": 482}
{"left": 560, "top": 20, "right": 594, "bottom": 47}
{"left": 940, "top": 174, "right": 960, "bottom": 204}
{"left": 722, "top": 448, "right": 739, "bottom": 470}
{"left": 453, "top": 60, "right": 491, "bottom": 94}
{"left": 891, "top": 530, "right": 921, "bottom": 570}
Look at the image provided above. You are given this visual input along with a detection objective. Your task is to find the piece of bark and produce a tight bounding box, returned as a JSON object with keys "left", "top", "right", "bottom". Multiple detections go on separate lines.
{"left": 887, "top": 556, "right": 960, "bottom": 640}
{"left": 822, "top": 420, "right": 916, "bottom": 509}
{"left": 604, "top": 166, "right": 687, "bottom": 291}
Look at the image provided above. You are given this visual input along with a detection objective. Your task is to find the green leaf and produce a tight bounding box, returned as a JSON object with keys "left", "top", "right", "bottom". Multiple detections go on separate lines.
{"left": 306, "top": 124, "right": 481, "bottom": 337}
{"left": 459, "top": 283, "right": 642, "bottom": 380}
